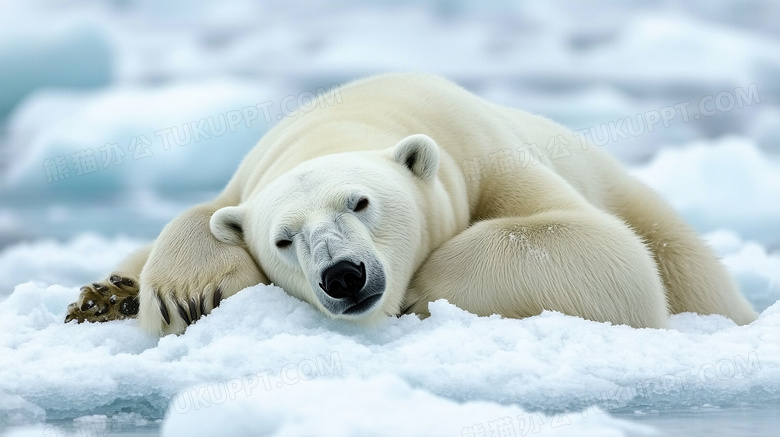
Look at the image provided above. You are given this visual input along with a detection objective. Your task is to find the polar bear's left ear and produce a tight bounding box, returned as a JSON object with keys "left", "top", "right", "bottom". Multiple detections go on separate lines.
{"left": 210, "top": 206, "right": 246, "bottom": 246}
{"left": 392, "top": 134, "right": 440, "bottom": 180}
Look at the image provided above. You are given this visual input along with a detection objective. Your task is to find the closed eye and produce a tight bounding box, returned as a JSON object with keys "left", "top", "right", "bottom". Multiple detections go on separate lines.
{"left": 276, "top": 239, "right": 293, "bottom": 249}
{"left": 353, "top": 197, "right": 369, "bottom": 212}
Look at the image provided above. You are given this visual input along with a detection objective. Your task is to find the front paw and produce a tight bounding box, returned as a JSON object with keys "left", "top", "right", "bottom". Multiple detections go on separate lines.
{"left": 134, "top": 204, "right": 268, "bottom": 336}
{"left": 64, "top": 274, "right": 140, "bottom": 324}
{"left": 152, "top": 284, "right": 224, "bottom": 327}
{"left": 136, "top": 249, "right": 267, "bottom": 336}
{"left": 138, "top": 264, "right": 264, "bottom": 336}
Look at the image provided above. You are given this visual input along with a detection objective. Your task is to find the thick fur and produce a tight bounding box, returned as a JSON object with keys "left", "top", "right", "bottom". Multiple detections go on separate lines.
{"left": 67, "top": 73, "right": 756, "bottom": 335}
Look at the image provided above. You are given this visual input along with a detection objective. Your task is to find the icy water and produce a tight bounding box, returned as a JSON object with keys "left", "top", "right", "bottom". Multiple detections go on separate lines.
{"left": 615, "top": 406, "right": 780, "bottom": 437}
{"left": 3, "top": 407, "right": 778, "bottom": 437}
{"left": 0, "top": 424, "right": 162, "bottom": 436}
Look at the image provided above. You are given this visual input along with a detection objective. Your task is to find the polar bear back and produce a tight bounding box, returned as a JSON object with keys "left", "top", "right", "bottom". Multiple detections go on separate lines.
{"left": 227, "top": 73, "right": 622, "bottom": 221}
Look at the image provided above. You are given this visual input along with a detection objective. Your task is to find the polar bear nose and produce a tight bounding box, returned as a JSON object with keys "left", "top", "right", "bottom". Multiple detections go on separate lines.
{"left": 319, "top": 261, "right": 366, "bottom": 299}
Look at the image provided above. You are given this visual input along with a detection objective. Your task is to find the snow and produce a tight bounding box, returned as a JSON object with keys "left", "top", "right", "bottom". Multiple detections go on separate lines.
{"left": 708, "top": 231, "right": 780, "bottom": 314}
{"left": 1, "top": 0, "right": 780, "bottom": 435}
{"left": 0, "top": 227, "right": 778, "bottom": 435}
{"left": 1, "top": 80, "right": 279, "bottom": 197}
{"left": 0, "top": 19, "right": 112, "bottom": 117}
{"left": 633, "top": 138, "right": 780, "bottom": 246}
{"left": 578, "top": 13, "right": 780, "bottom": 87}
{"left": 162, "top": 375, "right": 657, "bottom": 437}
{"left": 0, "top": 234, "right": 142, "bottom": 299}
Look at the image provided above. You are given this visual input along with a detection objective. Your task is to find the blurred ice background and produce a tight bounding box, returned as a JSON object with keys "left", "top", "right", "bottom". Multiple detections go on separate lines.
{"left": 1, "top": 0, "right": 779, "bottom": 436}
{"left": 1, "top": 0, "right": 779, "bottom": 249}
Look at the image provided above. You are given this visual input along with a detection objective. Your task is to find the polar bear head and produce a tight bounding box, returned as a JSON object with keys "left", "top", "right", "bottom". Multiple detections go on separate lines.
{"left": 210, "top": 134, "right": 450, "bottom": 322}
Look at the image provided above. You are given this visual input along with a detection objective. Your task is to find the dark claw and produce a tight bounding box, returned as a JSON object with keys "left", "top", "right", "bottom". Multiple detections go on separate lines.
{"left": 199, "top": 292, "right": 207, "bottom": 317}
{"left": 176, "top": 301, "right": 192, "bottom": 326}
{"left": 81, "top": 300, "right": 96, "bottom": 311}
{"left": 188, "top": 297, "right": 198, "bottom": 321}
{"left": 213, "top": 287, "right": 223, "bottom": 309}
{"left": 93, "top": 283, "right": 109, "bottom": 294}
{"left": 156, "top": 291, "right": 171, "bottom": 325}
{"left": 65, "top": 303, "right": 81, "bottom": 324}
{"left": 65, "top": 306, "right": 78, "bottom": 323}
{"left": 109, "top": 275, "right": 122, "bottom": 285}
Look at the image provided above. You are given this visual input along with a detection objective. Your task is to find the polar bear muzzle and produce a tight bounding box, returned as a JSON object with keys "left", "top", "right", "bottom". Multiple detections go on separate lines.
{"left": 319, "top": 260, "right": 366, "bottom": 299}
{"left": 315, "top": 257, "right": 386, "bottom": 317}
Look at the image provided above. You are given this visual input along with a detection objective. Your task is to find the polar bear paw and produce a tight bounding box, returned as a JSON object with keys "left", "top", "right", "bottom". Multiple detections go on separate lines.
{"left": 137, "top": 260, "right": 265, "bottom": 335}
{"left": 64, "top": 274, "right": 140, "bottom": 324}
{"left": 149, "top": 283, "right": 223, "bottom": 327}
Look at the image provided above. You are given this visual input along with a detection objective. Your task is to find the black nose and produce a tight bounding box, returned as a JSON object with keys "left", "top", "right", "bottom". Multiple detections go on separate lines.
{"left": 320, "top": 261, "right": 366, "bottom": 299}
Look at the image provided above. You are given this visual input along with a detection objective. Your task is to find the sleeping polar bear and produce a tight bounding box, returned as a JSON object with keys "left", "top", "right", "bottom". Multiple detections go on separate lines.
{"left": 65, "top": 73, "right": 757, "bottom": 336}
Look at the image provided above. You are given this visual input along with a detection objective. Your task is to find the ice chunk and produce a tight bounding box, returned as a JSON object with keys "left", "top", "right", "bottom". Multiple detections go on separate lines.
{"left": 704, "top": 231, "right": 780, "bottom": 313}
{"left": 633, "top": 137, "right": 780, "bottom": 245}
{"left": 0, "top": 234, "right": 144, "bottom": 298}
{"left": 1, "top": 80, "right": 278, "bottom": 198}
{"left": 0, "top": 391, "right": 45, "bottom": 427}
{"left": 580, "top": 14, "right": 780, "bottom": 88}
{"left": 0, "top": 21, "right": 112, "bottom": 117}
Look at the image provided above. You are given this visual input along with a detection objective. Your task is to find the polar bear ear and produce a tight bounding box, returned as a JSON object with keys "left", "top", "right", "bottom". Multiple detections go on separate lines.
{"left": 210, "top": 206, "right": 247, "bottom": 246}
{"left": 392, "top": 134, "right": 440, "bottom": 180}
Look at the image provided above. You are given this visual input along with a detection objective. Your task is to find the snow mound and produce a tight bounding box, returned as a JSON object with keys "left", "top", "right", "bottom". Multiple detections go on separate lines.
{"left": 1, "top": 80, "right": 279, "bottom": 198}
{"left": 0, "top": 19, "right": 112, "bottom": 117}
{"left": 0, "top": 392, "right": 45, "bottom": 427}
{"left": 633, "top": 137, "right": 780, "bottom": 245}
{"left": 161, "top": 374, "right": 656, "bottom": 437}
{"left": 580, "top": 14, "right": 780, "bottom": 87}
{"left": 0, "top": 238, "right": 778, "bottom": 429}
{"left": 706, "top": 230, "right": 780, "bottom": 313}
{"left": 0, "top": 234, "right": 143, "bottom": 299}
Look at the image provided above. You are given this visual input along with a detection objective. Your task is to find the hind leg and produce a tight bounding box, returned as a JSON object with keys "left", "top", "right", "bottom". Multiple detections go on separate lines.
{"left": 65, "top": 244, "right": 151, "bottom": 323}
{"left": 611, "top": 179, "right": 757, "bottom": 325}
{"left": 404, "top": 207, "right": 670, "bottom": 328}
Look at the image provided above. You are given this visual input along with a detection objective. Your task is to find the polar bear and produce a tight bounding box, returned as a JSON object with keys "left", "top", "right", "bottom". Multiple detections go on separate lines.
{"left": 65, "top": 73, "right": 757, "bottom": 335}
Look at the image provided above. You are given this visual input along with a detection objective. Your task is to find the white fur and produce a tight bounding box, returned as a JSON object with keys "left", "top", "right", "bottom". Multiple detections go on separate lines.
{"left": 111, "top": 73, "right": 755, "bottom": 335}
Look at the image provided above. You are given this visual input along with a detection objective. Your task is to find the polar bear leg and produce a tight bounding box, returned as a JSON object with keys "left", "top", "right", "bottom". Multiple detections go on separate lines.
{"left": 115, "top": 243, "right": 154, "bottom": 276}
{"left": 405, "top": 208, "right": 670, "bottom": 328}
{"left": 610, "top": 179, "right": 757, "bottom": 325}
{"left": 137, "top": 203, "right": 268, "bottom": 336}
{"left": 66, "top": 202, "right": 268, "bottom": 335}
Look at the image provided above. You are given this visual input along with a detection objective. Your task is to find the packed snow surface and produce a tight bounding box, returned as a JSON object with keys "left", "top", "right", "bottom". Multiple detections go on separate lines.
{"left": 0, "top": 226, "right": 778, "bottom": 435}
